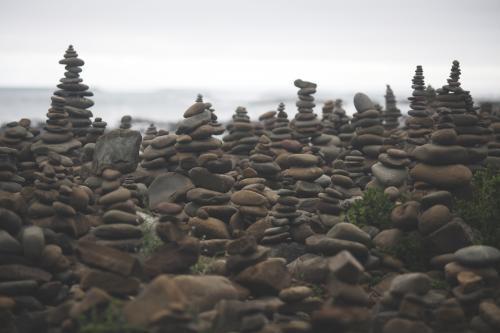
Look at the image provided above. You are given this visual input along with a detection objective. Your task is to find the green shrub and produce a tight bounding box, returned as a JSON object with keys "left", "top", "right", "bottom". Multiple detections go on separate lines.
{"left": 79, "top": 301, "right": 147, "bottom": 333}
{"left": 454, "top": 167, "right": 500, "bottom": 246}
{"left": 190, "top": 256, "right": 219, "bottom": 275}
{"left": 139, "top": 222, "right": 162, "bottom": 256}
{"left": 386, "top": 232, "right": 429, "bottom": 272}
{"left": 346, "top": 188, "right": 395, "bottom": 229}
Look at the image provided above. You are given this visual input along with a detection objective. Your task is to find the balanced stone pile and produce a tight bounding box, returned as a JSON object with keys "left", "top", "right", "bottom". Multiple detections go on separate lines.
{"left": 141, "top": 123, "right": 158, "bottom": 150}
{"left": 410, "top": 112, "right": 473, "bottom": 192}
{"left": 317, "top": 170, "right": 361, "bottom": 229}
{"left": 0, "top": 147, "right": 24, "bottom": 192}
{"left": 383, "top": 85, "right": 402, "bottom": 130}
{"left": 405, "top": 65, "right": 434, "bottom": 147}
{"left": 351, "top": 92, "right": 385, "bottom": 160}
{"left": 223, "top": 106, "right": 259, "bottom": 156}
{"left": 85, "top": 117, "right": 107, "bottom": 144}
{"left": 0, "top": 121, "right": 35, "bottom": 155}
{"left": 486, "top": 112, "right": 500, "bottom": 167}
{"left": 258, "top": 108, "right": 277, "bottom": 135}
{"left": 369, "top": 148, "right": 410, "bottom": 190}
{"left": 248, "top": 135, "right": 281, "bottom": 188}
{"left": 282, "top": 153, "right": 324, "bottom": 212}
{"left": 261, "top": 188, "right": 313, "bottom": 245}
{"left": 312, "top": 251, "right": 371, "bottom": 333}
{"left": 31, "top": 95, "right": 82, "bottom": 160}
{"left": 290, "top": 79, "right": 322, "bottom": 143}
{"left": 54, "top": 45, "right": 94, "bottom": 143}
{"left": 321, "top": 100, "right": 336, "bottom": 135}
{"left": 336, "top": 149, "right": 369, "bottom": 188}
{"left": 140, "top": 133, "right": 177, "bottom": 182}
{"left": 90, "top": 169, "right": 142, "bottom": 251}
{"left": 332, "top": 99, "right": 354, "bottom": 146}
{"left": 269, "top": 102, "right": 294, "bottom": 145}
{"left": 120, "top": 115, "right": 132, "bottom": 129}
{"left": 230, "top": 183, "right": 271, "bottom": 235}
{"left": 434, "top": 60, "right": 489, "bottom": 169}
{"left": 426, "top": 85, "right": 438, "bottom": 114}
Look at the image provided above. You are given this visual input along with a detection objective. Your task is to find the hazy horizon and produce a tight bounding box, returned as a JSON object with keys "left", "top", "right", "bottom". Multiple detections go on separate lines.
{"left": 1, "top": 0, "right": 500, "bottom": 98}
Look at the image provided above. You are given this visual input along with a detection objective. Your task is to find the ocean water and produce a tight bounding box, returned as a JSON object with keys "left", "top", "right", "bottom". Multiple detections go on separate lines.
{"left": 0, "top": 87, "right": 409, "bottom": 132}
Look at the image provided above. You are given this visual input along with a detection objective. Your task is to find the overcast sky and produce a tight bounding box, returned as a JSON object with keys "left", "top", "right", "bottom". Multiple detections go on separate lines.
{"left": 1, "top": 0, "right": 499, "bottom": 98}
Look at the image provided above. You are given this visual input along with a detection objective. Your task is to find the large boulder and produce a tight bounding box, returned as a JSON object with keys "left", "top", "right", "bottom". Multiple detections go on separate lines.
{"left": 148, "top": 172, "right": 194, "bottom": 209}
{"left": 92, "top": 129, "right": 142, "bottom": 174}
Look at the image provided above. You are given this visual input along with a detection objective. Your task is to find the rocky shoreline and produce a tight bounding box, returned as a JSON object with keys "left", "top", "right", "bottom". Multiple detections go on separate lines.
{"left": 0, "top": 46, "right": 500, "bottom": 333}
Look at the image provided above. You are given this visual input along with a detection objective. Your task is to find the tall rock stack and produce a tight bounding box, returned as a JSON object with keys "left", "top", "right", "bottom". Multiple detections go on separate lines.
{"left": 31, "top": 96, "right": 82, "bottom": 161}
{"left": 486, "top": 111, "right": 500, "bottom": 168}
{"left": 249, "top": 135, "right": 281, "bottom": 188}
{"left": 258, "top": 108, "right": 278, "bottom": 135}
{"left": 270, "top": 103, "right": 293, "bottom": 143}
{"left": 230, "top": 183, "right": 271, "bottom": 235}
{"left": 223, "top": 106, "right": 258, "bottom": 156}
{"left": 85, "top": 117, "right": 107, "bottom": 144}
{"left": 405, "top": 66, "right": 433, "bottom": 148}
{"left": 140, "top": 133, "right": 177, "bottom": 182}
{"left": 93, "top": 169, "right": 142, "bottom": 252}
{"left": 141, "top": 123, "right": 158, "bottom": 150}
{"left": 369, "top": 148, "right": 410, "bottom": 191}
{"left": 383, "top": 85, "right": 402, "bottom": 130}
{"left": 321, "top": 100, "right": 336, "bottom": 135}
{"left": 351, "top": 93, "right": 385, "bottom": 160}
{"left": 426, "top": 85, "right": 437, "bottom": 115}
{"left": 332, "top": 99, "right": 354, "bottom": 147}
{"left": 290, "top": 79, "right": 322, "bottom": 143}
{"left": 282, "top": 153, "right": 324, "bottom": 212}
{"left": 55, "top": 45, "right": 94, "bottom": 143}
{"left": 434, "top": 61, "right": 489, "bottom": 169}
{"left": 0, "top": 148, "right": 24, "bottom": 193}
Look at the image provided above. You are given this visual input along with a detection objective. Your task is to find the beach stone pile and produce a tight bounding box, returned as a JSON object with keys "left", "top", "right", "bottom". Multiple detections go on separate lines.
{"left": 486, "top": 112, "right": 500, "bottom": 167}
{"left": 0, "top": 147, "right": 24, "bottom": 192}
{"left": 405, "top": 65, "right": 434, "bottom": 148}
{"left": 317, "top": 170, "right": 361, "bottom": 229}
{"left": 120, "top": 115, "right": 132, "bottom": 129}
{"left": 269, "top": 102, "right": 293, "bottom": 143}
{"left": 31, "top": 95, "right": 82, "bottom": 160}
{"left": 140, "top": 133, "right": 177, "bottom": 182}
{"left": 290, "top": 79, "right": 322, "bottom": 143}
{"left": 410, "top": 112, "right": 473, "bottom": 191}
{"left": 332, "top": 99, "right": 355, "bottom": 146}
{"left": 311, "top": 251, "right": 371, "bottom": 333}
{"left": 276, "top": 285, "right": 320, "bottom": 330}
{"left": 434, "top": 60, "right": 490, "bottom": 169}
{"left": 223, "top": 106, "right": 259, "bottom": 156}
{"left": 261, "top": 188, "right": 312, "bottom": 245}
{"left": 335, "top": 149, "right": 369, "bottom": 188}
{"left": 321, "top": 100, "right": 336, "bottom": 135}
{"left": 52, "top": 45, "right": 94, "bottom": 144}
{"left": 351, "top": 92, "right": 385, "bottom": 160}
{"left": 369, "top": 148, "right": 410, "bottom": 190}
{"left": 248, "top": 135, "right": 281, "bottom": 188}
{"left": 141, "top": 123, "right": 158, "bottom": 150}
{"left": 88, "top": 169, "right": 142, "bottom": 252}
{"left": 85, "top": 117, "right": 107, "bottom": 144}
{"left": 383, "top": 85, "right": 402, "bottom": 131}
{"left": 258, "top": 107, "right": 278, "bottom": 135}
{"left": 0, "top": 120, "right": 35, "bottom": 154}
{"left": 230, "top": 183, "right": 272, "bottom": 236}
{"left": 282, "top": 153, "right": 324, "bottom": 212}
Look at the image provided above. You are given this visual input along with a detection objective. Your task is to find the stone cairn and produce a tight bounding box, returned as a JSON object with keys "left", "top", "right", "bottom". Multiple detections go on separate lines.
{"left": 426, "top": 85, "right": 437, "bottom": 115}
{"left": 290, "top": 79, "right": 322, "bottom": 143}
{"left": 321, "top": 100, "right": 336, "bottom": 135}
{"left": 0, "top": 147, "right": 24, "bottom": 193}
{"left": 317, "top": 170, "right": 361, "bottom": 230}
{"left": 383, "top": 85, "right": 402, "bottom": 131}
{"left": 405, "top": 65, "right": 433, "bottom": 148}
{"left": 141, "top": 123, "right": 158, "bottom": 150}
{"left": 248, "top": 135, "right": 281, "bottom": 189}
{"left": 261, "top": 188, "right": 313, "bottom": 245}
{"left": 282, "top": 153, "right": 324, "bottom": 212}
{"left": 91, "top": 169, "right": 142, "bottom": 252}
{"left": 332, "top": 99, "right": 354, "bottom": 147}
{"left": 140, "top": 133, "right": 177, "bottom": 182}
{"left": 269, "top": 102, "right": 293, "bottom": 144}
{"left": 85, "top": 117, "right": 107, "bottom": 144}
{"left": 230, "top": 183, "right": 271, "bottom": 236}
{"left": 351, "top": 93, "right": 385, "bottom": 161}
{"left": 120, "top": 115, "right": 132, "bottom": 129}
{"left": 223, "top": 106, "right": 258, "bottom": 156}
{"left": 31, "top": 95, "right": 82, "bottom": 162}
{"left": 486, "top": 106, "right": 500, "bottom": 168}
{"left": 369, "top": 148, "right": 410, "bottom": 191}
{"left": 434, "top": 60, "right": 490, "bottom": 169}
{"left": 258, "top": 108, "right": 278, "bottom": 136}
{"left": 312, "top": 251, "right": 371, "bottom": 333}
{"left": 54, "top": 45, "right": 94, "bottom": 143}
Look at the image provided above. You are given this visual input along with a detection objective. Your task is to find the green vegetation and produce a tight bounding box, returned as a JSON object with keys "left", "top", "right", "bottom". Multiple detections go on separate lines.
{"left": 430, "top": 278, "right": 450, "bottom": 290}
{"left": 139, "top": 222, "right": 162, "bottom": 256}
{"left": 346, "top": 188, "right": 395, "bottom": 229}
{"left": 190, "top": 255, "right": 219, "bottom": 275}
{"left": 385, "top": 232, "right": 429, "bottom": 272}
{"left": 454, "top": 167, "right": 500, "bottom": 246}
{"left": 79, "top": 301, "right": 147, "bottom": 333}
